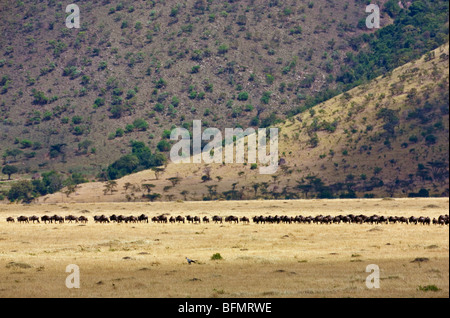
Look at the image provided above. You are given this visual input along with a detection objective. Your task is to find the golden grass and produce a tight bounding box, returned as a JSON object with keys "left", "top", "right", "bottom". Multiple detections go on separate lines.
{"left": 0, "top": 198, "right": 448, "bottom": 298}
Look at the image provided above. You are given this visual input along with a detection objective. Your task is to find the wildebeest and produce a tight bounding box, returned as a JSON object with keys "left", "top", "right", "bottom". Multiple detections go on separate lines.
{"left": 438, "top": 215, "right": 449, "bottom": 225}
{"left": 186, "top": 215, "right": 201, "bottom": 224}
{"left": 65, "top": 215, "right": 78, "bottom": 223}
{"left": 409, "top": 216, "right": 418, "bottom": 225}
{"left": 398, "top": 216, "right": 409, "bottom": 224}
{"left": 388, "top": 216, "right": 398, "bottom": 224}
{"left": 203, "top": 216, "right": 210, "bottom": 223}
{"left": 78, "top": 216, "right": 88, "bottom": 223}
{"left": 176, "top": 215, "right": 185, "bottom": 224}
{"left": 212, "top": 215, "right": 223, "bottom": 224}
{"left": 225, "top": 216, "right": 239, "bottom": 224}
{"left": 41, "top": 215, "right": 51, "bottom": 224}
{"left": 17, "top": 216, "right": 29, "bottom": 223}
{"left": 138, "top": 214, "right": 149, "bottom": 223}
{"left": 125, "top": 216, "right": 138, "bottom": 223}
{"left": 94, "top": 215, "right": 109, "bottom": 223}
{"left": 240, "top": 216, "right": 250, "bottom": 224}
{"left": 6, "top": 217, "right": 14, "bottom": 223}
{"left": 29, "top": 216, "right": 40, "bottom": 223}
{"left": 51, "top": 215, "right": 64, "bottom": 224}
{"left": 252, "top": 216, "right": 265, "bottom": 224}
{"left": 152, "top": 215, "right": 167, "bottom": 223}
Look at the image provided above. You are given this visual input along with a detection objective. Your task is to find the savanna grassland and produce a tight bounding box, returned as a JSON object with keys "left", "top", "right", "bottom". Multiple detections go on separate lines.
{"left": 0, "top": 198, "right": 448, "bottom": 298}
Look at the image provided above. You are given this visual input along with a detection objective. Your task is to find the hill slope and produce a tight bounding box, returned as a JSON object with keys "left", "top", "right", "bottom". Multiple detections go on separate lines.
{"left": 38, "top": 43, "right": 449, "bottom": 203}
{"left": 1, "top": 0, "right": 382, "bottom": 176}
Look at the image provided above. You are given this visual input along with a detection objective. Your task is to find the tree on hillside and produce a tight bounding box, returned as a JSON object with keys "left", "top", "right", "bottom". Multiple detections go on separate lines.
{"left": 7, "top": 180, "right": 34, "bottom": 203}
{"left": 103, "top": 180, "right": 118, "bottom": 195}
{"left": 123, "top": 182, "right": 133, "bottom": 193}
{"left": 64, "top": 184, "right": 78, "bottom": 198}
{"left": 252, "top": 183, "right": 260, "bottom": 198}
{"left": 167, "top": 177, "right": 182, "bottom": 187}
{"left": 152, "top": 167, "right": 165, "bottom": 180}
{"left": 180, "top": 190, "right": 189, "bottom": 201}
{"left": 2, "top": 165, "right": 18, "bottom": 180}
{"left": 143, "top": 193, "right": 161, "bottom": 202}
{"left": 142, "top": 183, "right": 156, "bottom": 194}
{"left": 3, "top": 149, "right": 23, "bottom": 162}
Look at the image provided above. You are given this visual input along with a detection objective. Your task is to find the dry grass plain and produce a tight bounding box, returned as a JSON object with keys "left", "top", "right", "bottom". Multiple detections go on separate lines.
{"left": 0, "top": 198, "right": 448, "bottom": 298}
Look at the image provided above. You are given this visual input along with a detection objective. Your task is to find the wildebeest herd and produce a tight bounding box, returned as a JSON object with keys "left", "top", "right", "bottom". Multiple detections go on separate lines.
{"left": 5, "top": 213, "right": 449, "bottom": 226}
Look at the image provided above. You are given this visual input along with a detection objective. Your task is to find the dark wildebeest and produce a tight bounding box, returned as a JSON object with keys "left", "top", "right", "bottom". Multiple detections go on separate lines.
{"left": 398, "top": 216, "right": 408, "bottom": 224}
{"left": 388, "top": 216, "right": 398, "bottom": 224}
{"left": 29, "top": 216, "right": 40, "bottom": 223}
{"left": 41, "top": 215, "right": 51, "bottom": 224}
{"left": 186, "top": 215, "right": 200, "bottom": 223}
{"left": 437, "top": 215, "right": 449, "bottom": 225}
{"left": 379, "top": 216, "right": 388, "bottom": 224}
{"left": 152, "top": 215, "right": 167, "bottom": 223}
{"left": 313, "top": 215, "right": 323, "bottom": 224}
{"left": 252, "top": 216, "right": 265, "bottom": 224}
{"left": 176, "top": 216, "right": 185, "bottom": 224}
{"left": 17, "top": 216, "right": 29, "bottom": 223}
{"left": 65, "top": 215, "right": 77, "bottom": 223}
{"left": 281, "top": 216, "right": 293, "bottom": 224}
{"left": 409, "top": 216, "right": 418, "bottom": 225}
{"left": 225, "top": 216, "right": 239, "bottom": 224}
{"left": 94, "top": 215, "right": 109, "bottom": 223}
{"left": 52, "top": 215, "right": 64, "bottom": 224}
{"left": 212, "top": 215, "right": 223, "bottom": 224}
{"left": 125, "top": 216, "right": 138, "bottom": 223}
{"left": 341, "top": 216, "right": 351, "bottom": 224}
{"left": 193, "top": 216, "right": 201, "bottom": 224}
{"left": 354, "top": 216, "right": 364, "bottom": 224}
{"left": 252, "top": 216, "right": 261, "bottom": 224}
{"left": 169, "top": 216, "right": 176, "bottom": 223}
{"left": 78, "top": 216, "right": 88, "bottom": 223}
{"left": 240, "top": 216, "right": 250, "bottom": 224}
{"left": 6, "top": 217, "right": 14, "bottom": 223}
{"left": 117, "top": 215, "right": 127, "bottom": 223}
{"left": 203, "top": 216, "right": 210, "bottom": 223}
{"left": 138, "top": 214, "right": 148, "bottom": 223}
{"left": 304, "top": 216, "right": 313, "bottom": 224}
{"left": 110, "top": 215, "right": 119, "bottom": 222}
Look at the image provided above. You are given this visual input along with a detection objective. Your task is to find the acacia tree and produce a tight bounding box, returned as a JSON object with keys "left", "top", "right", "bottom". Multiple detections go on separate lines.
{"left": 123, "top": 182, "right": 133, "bottom": 193}
{"left": 103, "top": 180, "right": 118, "bottom": 195}
{"left": 2, "top": 165, "right": 18, "bottom": 180}
{"left": 144, "top": 193, "right": 161, "bottom": 202}
{"left": 142, "top": 183, "right": 156, "bottom": 194}
{"left": 167, "top": 177, "right": 182, "bottom": 187}
{"left": 180, "top": 190, "right": 189, "bottom": 200}
{"left": 152, "top": 167, "right": 165, "bottom": 180}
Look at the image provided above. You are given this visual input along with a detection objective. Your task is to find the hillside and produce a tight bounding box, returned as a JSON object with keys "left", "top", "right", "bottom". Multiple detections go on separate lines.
{"left": 0, "top": 0, "right": 384, "bottom": 176}
{"left": 37, "top": 43, "right": 449, "bottom": 203}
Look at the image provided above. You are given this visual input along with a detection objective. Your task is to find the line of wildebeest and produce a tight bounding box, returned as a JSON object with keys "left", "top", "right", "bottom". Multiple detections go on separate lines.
{"left": 5, "top": 213, "right": 450, "bottom": 226}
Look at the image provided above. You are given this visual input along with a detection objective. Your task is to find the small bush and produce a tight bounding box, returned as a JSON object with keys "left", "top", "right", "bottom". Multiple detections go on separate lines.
{"left": 237, "top": 91, "right": 249, "bottom": 101}
{"left": 418, "top": 285, "right": 440, "bottom": 292}
{"left": 211, "top": 253, "right": 223, "bottom": 260}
